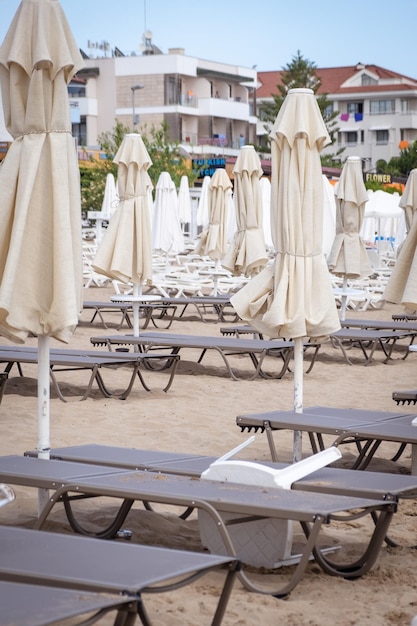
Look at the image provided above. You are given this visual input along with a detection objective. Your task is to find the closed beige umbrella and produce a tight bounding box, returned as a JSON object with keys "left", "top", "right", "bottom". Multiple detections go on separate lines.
{"left": 92, "top": 133, "right": 154, "bottom": 335}
{"left": 384, "top": 168, "right": 417, "bottom": 311}
{"left": 196, "top": 167, "right": 232, "bottom": 261}
{"left": 232, "top": 88, "right": 340, "bottom": 460}
{"left": 223, "top": 145, "right": 268, "bottom": 277}
{"left": 327, "top": 156, "right": 372, "bottom": 318}
{"left": 0, "top": 0, "right": 84, "bottom": 465}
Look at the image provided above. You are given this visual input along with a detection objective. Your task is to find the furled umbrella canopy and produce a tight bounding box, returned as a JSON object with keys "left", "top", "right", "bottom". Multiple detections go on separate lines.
{"left": 152, "top": 171, "right": 184, "bottom": 257}
{"left": 383, "top": 168, "right": 417, "bottom": 310}
{"left": 0, "top": 0, "right": 83, "bottom": 343}
{"left": 0, "top": 0, "right": 84, "bottom": 465}
{"left": 93, "top": 133, "right": 153, "bottom": 286}
{"left": 327, "top": 156, "right": 372, "bottom": 318}
{"left": 223, "top": 145, "right": 268, "bottom": 277}
{"left": 177, "top": 174, "right": 192, "bottom": 226}
{"left": 232, "top": 89, "right": 340, "bottom": 340}
{"left": 231, "top": 89, "right": 340, "bottom": 461}
{"left": 195, "top": 168, "right": 232, "bottom": 262}
{"left": 327, "top": 156, "right": 372, "bottom": 279}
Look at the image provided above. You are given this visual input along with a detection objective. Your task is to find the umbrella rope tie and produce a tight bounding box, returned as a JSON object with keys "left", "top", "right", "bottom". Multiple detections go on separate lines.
{"left": 275, "top": 250, "right": 322, "bottom": 258}
{"left": 18, "top": 129, "right": 73, "bottom": 138}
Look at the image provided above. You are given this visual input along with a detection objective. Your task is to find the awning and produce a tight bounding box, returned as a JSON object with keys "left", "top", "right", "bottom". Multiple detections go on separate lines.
{"left": 339, "top": 127, "right": 359, "bottom": 132}
{"left": 370, "top": 126, "right": 391, "bottom": 131}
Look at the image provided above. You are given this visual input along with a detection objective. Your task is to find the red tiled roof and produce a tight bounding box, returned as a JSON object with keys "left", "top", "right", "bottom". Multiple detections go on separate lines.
{"left": 257, "top": 64, "right": 417, "bottom": 98}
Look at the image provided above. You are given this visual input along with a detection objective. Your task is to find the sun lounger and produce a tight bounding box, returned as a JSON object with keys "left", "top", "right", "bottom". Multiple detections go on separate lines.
{"left": 0, "top": 526, "right": 238, "bottom": 626}
{"left": 0, "top": 580, "right": 138, "bottom": 626}
{"left": 340, "top": 319, "right": 417, "bottom": 359}
{"left": 0, "top": 454, "right": 398, "bottom": 597}
{"left": 90, "top": 331, "right": 296, "bottom": 380}
{"left": 24, "top": 442, "right": 417, "bottom": 502}
{"left": 328, "top": 328, "right": 413, "bottom": 364}
{"left": 236, "top": 406, "right": 417, "bottom": 473}
{"left": 0, "top": 345, "right": 179, "bottom": 400}
{"left": 145, "top": 295, "right": 239, "bottom": 323}
{"left": 82, "top": 300, "right": 178, "bottom": 330}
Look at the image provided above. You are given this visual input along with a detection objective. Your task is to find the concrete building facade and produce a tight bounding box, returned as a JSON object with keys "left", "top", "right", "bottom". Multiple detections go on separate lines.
{"left": 70, "top": 47, "right": 257, "bottom": 160}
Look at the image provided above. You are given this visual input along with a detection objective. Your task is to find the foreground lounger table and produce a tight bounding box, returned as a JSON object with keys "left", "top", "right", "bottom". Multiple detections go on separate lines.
{"left": 236, "top": 406, "right": 417, "bottom": 473}
{"left": 0, "top": 526, "right": 238, "bottom": 626}
{"left": 0, "top": 455, "right": 397, "bottom": 597}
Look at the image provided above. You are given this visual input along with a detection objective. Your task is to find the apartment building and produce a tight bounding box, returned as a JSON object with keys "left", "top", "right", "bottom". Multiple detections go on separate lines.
{"left": 256, "top": 63, "right": 417, "bottom": 173}
{"left": 69, "top": 44, "right": 257, "bottom": 162}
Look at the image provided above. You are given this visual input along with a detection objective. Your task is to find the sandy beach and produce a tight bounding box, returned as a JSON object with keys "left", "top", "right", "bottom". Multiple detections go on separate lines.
{"left": 1, "top": 284, "right": 417, "bottom": 625}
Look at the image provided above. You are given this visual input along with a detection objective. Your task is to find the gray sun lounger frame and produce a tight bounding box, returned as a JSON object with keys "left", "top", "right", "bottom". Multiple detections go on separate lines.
{"left": 236, "top": 405, "right": 417, "bottom": 474}
{"left": 24, "top": 442, "right": 417, "bottom": 503}
{"left": 83, "top": 300, "right": 178, "bottom": 331}
{"left": 0, "top": 345, "right": 179, "bottom": 400}
{"left": 0, "top": 526, "right": 238, "bottom": 626}
{"left": 90, "top": 331, "right": 299, "bottom": 380}
{"left": 328, "top": 328, "right": 414, "bottom": 364}
{"left": 0, "top": 454, "right": 397, "bottom": 598}
{"left": 0, "top": 579, "right": 138, "bottom": 626}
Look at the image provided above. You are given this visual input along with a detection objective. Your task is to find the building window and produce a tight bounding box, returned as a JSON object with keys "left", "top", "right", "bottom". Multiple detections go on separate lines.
{"left": 360, "top": 130, "right": 364, "bottom": 143}
{"left": 345, "top": 131, "right": 358, "bottom": 145}
{"left": 370, "top": 100, "right": 395, "bottom": 114}
{"left": 347, "top": 102, "right": 363, "bottom": 114}
{"left": 72, "top": 115, "right": 86, "bottom": 146}
{"left": 361, "top": 74, "right": 377, "bottom": 86}
{"left": 376, "top": 129, "right": 389, "bottom": 144}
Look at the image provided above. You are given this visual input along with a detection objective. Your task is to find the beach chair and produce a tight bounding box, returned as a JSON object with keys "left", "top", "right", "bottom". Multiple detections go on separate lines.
{"left": 236, "top": 405, "right": 417, "bottom": 473}
{"left": 0, "top": 345, "right": 179, "bottom": 399}
{"left": 0, "top": 454, "right": 398, "bottom": 597}
{"left": 90, "top": 331, "right": 297, "bottom": 380}
{"left": 0, "top": 526, "right": 238, "bottom": 626}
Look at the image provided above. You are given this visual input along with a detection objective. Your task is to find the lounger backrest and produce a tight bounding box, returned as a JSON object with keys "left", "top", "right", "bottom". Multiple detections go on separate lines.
{"left": 201, "top": 446, "right": 342, "bottom": 490}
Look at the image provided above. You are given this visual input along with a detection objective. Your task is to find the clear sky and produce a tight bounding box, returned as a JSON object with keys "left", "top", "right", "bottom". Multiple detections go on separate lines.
{"left": 0, "top": 0, "right": 416, "bottom": 78}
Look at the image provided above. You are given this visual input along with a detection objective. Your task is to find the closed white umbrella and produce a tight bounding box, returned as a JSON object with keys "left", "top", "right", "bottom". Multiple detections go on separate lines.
{"left": 0, "top": 0, "right": 84, "bottom": 476}
{"left": 384, "top": 168, "right": 417, "bottom": 311}
{"left": 327, "top": 156, "right": 372, "bottom": 319}
{"left": 177, "top": 174, "right": 192, "bottom": 227}
{"left": 101, "top": 172, "right": 119, "bottom": 221}
{"left": 232, "top": 88, "right": 340, "bottom": 460}
{"left": 152, "top": 171, "right": 184, "bottom": 263}
{"left": 223, "top": 145, "right": 268, "bottom": 277}
{"left": 196, "top": 175, "right": 211, "bottom": 228}
{"left": 93, "top": 133, "right": 153, "bottom": 335}
{"left": 196, "top": 168, "right": 232, "bottom": 262}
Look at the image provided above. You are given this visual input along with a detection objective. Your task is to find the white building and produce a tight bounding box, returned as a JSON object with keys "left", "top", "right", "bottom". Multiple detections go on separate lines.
{"left": 256, "top": 63, "right": 417, "bottom": 174}
{"left": 71, "top": 44, "right": 257, "bottom": 162}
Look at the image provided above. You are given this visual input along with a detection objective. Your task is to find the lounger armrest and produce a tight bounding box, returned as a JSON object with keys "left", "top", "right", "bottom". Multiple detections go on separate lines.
{"left": 200, "top": 447, "right": 342, "bottom": 490}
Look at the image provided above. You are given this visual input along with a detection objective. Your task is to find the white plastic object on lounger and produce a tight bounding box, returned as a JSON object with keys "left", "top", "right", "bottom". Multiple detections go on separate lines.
{"left": 198, "top": 445, "right": 341, "bottom": 568}
{"left": 412, "top": 416, "right": 417, "bottom": 427}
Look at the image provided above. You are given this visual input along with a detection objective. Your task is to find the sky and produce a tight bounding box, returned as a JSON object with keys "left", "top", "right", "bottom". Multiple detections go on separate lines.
{"left": 0, "top": 0, "right": 416, "bottom": 78}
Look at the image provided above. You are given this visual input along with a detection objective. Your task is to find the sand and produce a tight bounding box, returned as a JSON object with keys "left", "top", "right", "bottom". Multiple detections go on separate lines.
{"left": 1, "top": 285, "right": 417, "bottom": 625}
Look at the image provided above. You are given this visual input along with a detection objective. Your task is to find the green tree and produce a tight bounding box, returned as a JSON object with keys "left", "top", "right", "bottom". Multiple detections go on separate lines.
{"left": 382, "top": 141, "right": 417, "bottom": 178}
{"left": 259, "top": 50, "right": 342, "bottom": 165}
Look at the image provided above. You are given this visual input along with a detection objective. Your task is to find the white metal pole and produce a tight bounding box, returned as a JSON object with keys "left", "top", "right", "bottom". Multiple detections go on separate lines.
{"left": 293, "top": 336, "right": 303, "bottom": 463}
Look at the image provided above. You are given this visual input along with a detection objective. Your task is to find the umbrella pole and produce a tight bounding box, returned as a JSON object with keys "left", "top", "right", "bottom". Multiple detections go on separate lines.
{"left": 132, "top": 283, "right": 141, "bottom": 337}
{"left": 340, "top": 276, "right": 348, "bottom": 321}
{"left": 293, "top": 336, "right": 303, "bottom": 463}
{"left": 37, "top": 335, "right": 50, "bottom": 514}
